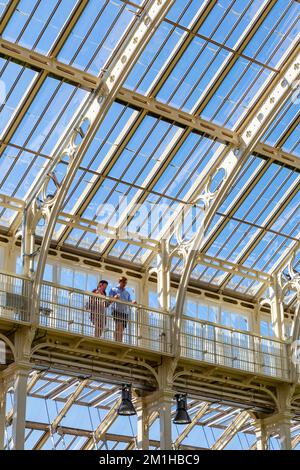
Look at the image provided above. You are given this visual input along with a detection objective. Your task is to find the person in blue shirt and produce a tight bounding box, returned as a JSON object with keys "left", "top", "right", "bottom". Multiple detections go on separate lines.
{"left": 109, "top": 276, "right": 136, "bottom": 342}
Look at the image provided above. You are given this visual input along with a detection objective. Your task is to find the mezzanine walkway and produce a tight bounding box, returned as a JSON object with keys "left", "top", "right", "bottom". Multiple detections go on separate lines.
{"left": 0, "top": 271, "right": 290, "bottom": 384}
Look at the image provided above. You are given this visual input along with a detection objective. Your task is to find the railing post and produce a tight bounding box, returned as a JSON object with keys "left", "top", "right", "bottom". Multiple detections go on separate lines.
{"left": 157, "top": 240, "right": 170, "bottom": 311}
{"left": 0, "top": 377, "right": 6, "bottom": 450}
{"left": 212, "top": 324, "right": 217, "bottom": 365}
{"left": 137, "top": 306, "right": 151, "bottom": 349}
{"left": 269, "top": 276, "right": 285, "bottom": 340}
{"left": 256, "top": 336, "right": 264, "bottom": 376}
{"left": 140, "top": 275, "right": 149, "bottom": 350}
{"left": 157, "top": 240, "right": 171, "bottom": 352}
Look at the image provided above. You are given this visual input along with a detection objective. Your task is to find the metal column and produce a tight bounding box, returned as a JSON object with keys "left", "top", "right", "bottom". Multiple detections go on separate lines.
{"left": 0, "top": 379, "right": 6, "bottom": 450}
{"left": 270, "top": 276, "right": 285, "bottom": 340}
{"left": 254, "top": 420, "right": 268, "bottom": 450}
{"left": 136, "top": 402, "right": 150, "bottom": 450}
{"left": 158, "top": 390, "right": 173, "bottom": 450}
{"left": 11, "top": 367, "right": 30, "bottom": 450}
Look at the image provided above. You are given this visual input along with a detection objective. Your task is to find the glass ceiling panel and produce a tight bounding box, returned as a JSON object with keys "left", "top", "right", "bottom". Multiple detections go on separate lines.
{"left": 127, "top": 0, "right": 299, "bottom": 129}
{"left": 242, "top": 232, "right": 291, "bottom": 272}
{"left": 66, "top": 115, "right": 182, "bottom": 225}
{"left": 2, "top": 0, "right": 79, "bottom": 55}
{"left": 156, "top": 37, "right": 231, "bottom": 113}
{"left": 0, "top": 208, "right": 18, "bottom": 228}
{"left": 105, "top": 136, "right": 224, "bottom": 261}
{"left": 282, "top": 124, "right": 300, "bottom": 157}
{"left": 200, "top": 58, "right": 271, "bottom": 128}
{"left": 206, "top": 218, "right": 259, "bottom": 263}
{"left": 9, "top": 77, "right": 88, "bottom": 156}
{"left": 59, "top": 102, "right": 139, "bottom": 222}
{"left": 126, "top": 136, "right": 223, "bottom": 231}
{"left": 196, "top": 0, "right": 264, "bottom": 48}
{"left": 106, "top": 116, "right": 181, "bottom": 184}
{"left": 225, "top": 275, "right": 262, "bottom": 295}
{"left": 267, "top": 191, "right": 300, "bottom": 239}
{"left": 63, "top": 225, "right": 104, "bottom": 252}
{"left": 218, "top": 155, "right": 265, "bottom": 212}
{"left": 262, "top": 96, "right": 300, "bottom": 148}
{"left": 204, "top": 159, "right": 299, "bottom": 266}
{"left": 61, "top": 104, "right": 146, "bottom": 215}
{"left": 124, "top": 0, "right": 268, "bottom": 98}
{"left": 231, "top": 165, "right": 298, "bottom": 225}
{"left": 0, "top": 59, "right": 37, "bottom": 138}
{"left": 57, "top": 0, "right": 139, "bottom": 76}
{"left": 242, "top": 0, "right": 300, "bottom": 67}
{"left": 109, "top": 240, "right": 147, "bottom": 263}
{"left": 80, "top": 102, "right": 138, "bottom": 171}
{"left": 124, "top": 22, "right": 186, "bottom": 96}
{"left": 190, "top": 263, "right": 223, "bottom": 286}
{"left": 189, "top": 151, "right": 300, "bottom": 292}
{"left": 0, "top": 145, "right": 48, "bottom": 200}
{"left": 170, "top": 256, "right": 184, "bottom": 276}
{"left": 10, "top": 367, "right": 291, "bottom": 450}
{"left": 0, "top": 1, "right": 9, "bottom": 19}
{"left": 109, "top": 241, "right": 151, "bottom": 264}
{"left": 166, "top": 0, "right": 207, "bottom": 28}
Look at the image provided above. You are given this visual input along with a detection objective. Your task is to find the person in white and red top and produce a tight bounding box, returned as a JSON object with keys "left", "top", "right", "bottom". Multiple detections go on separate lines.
{"left": 87, "top": 280, "right": 108, "bottom": 338}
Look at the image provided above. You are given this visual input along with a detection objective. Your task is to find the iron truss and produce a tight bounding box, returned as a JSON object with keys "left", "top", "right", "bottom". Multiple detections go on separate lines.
{"left": 1, "top": 371, "right": 299, "bottom": 451}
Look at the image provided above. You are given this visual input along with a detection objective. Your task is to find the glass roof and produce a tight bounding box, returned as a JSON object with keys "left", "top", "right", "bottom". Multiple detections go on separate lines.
{"left": 0, "top": 0, "right": 300, "bottom": 304}
{"left": 1, "top": 0, "right": 300, "bottom": 452}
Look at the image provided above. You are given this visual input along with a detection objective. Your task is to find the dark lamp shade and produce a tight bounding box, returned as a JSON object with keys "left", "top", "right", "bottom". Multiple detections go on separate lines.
{"left": 173, "top": 393, "right": 191, "bottom": 425}
{"left": 117, "top": 384, "right": 137, "bottom": 416}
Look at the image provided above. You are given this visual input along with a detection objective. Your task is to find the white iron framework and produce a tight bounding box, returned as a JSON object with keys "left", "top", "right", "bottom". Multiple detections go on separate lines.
{"left": 0, "top": 0, "right": 299, "bottom": 451}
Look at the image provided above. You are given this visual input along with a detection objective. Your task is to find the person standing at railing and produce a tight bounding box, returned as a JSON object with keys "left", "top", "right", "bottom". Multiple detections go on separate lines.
{"left": 86, "top": 280, "right": 108, "bottom": 338}
{"left": 109, "top": 276, "right": 136, "bottom": 342}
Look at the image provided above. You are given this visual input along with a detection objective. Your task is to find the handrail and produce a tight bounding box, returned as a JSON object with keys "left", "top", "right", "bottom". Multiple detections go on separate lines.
{"left": 0, "top": 269, "right": 31, "bottom": 281}
{"left": 181, "top": 314, "right": 287, "bottom": 345}
{"left": 0, "top": 270, "right": 290, "bottom": 345}
{"left": 41, "top": 279, "right": 169, "bottom": 315}
{"left": 0, "top": 270, "right": 291, "bottom": 379}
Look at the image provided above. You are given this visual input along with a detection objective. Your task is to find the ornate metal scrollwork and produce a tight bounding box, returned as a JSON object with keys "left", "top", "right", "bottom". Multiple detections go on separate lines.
{"left": 21, "top": 81, "right": 109, "bottom": 271}
{"left": 168, "top": 165, "right": 227, "bottom": 267}
{"left": 277, "top": 250, "right": 300, "bottom": 343}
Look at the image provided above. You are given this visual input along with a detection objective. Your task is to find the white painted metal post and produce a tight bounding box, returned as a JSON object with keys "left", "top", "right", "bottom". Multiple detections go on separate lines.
{"left": 261, "top": 412, "right": 292, "bottom": 450}
{"left": 254, "top": 420, "right": 268, "bottom": 450}
{"left": 270, "top": 276, "right": 285, "bottom": 340}
{"left": 158, "top": 390, "right": 173, "bottom": 450}
{"left": 136, "top": 402, "right": 150, "bottom": 450}
{"left": 157, "top": 240, "right": 171, "bottom": 353}
{"left": 157, "top": 240, "right": 170, "bottom": 311}
{"left": 277, "top": 415, "right": 293, "bottom": 450}
{"left": 139, "top": 275, "right": 150, "bottom": 349}
{"left": 11, "top": 367, "right": 29, "bottom": 450}
{"left": 0, "top": 379, "right": 6, "bottom": 450}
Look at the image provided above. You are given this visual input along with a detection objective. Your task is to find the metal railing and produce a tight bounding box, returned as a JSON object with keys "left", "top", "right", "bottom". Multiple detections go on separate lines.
{"left": 0, "top": 271, "right": 31, "bottom": 323}
{"left": 0, "top": 271, "right": 291, "bottom": 380}
{"left": 181, "top": 316, "right": 289, "bottom": 380}
{"left": 39, "top": 281, "right": 172, "bottom": 354}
